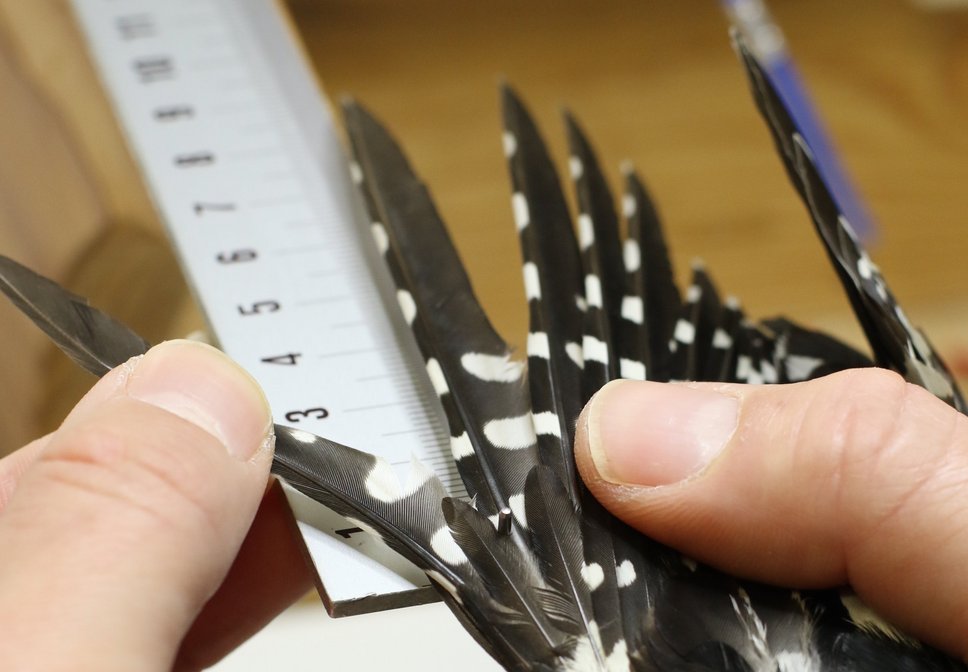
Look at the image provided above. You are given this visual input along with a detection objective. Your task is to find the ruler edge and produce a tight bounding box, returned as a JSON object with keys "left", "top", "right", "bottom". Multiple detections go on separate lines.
{"left": 65, "top": 0, "right": 444, "bottom": 616}
{"left": 224, "top": 0, "right": 447, "bottom": 615}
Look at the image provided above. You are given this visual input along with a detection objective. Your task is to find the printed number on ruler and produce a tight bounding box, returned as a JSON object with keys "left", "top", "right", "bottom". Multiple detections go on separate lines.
{"left": 72, "top": 0, "right": 462, "bottom": 613}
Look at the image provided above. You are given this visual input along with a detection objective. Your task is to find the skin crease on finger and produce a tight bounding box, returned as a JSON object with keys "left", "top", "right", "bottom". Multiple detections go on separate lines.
{"left": 0, "top": 430, "right": 312, "bottom": 668}
{"left": 0, "top": 342, "right": 283, "bottom": 669}
{"left": 573, "top": 371, "right": 968, "bottom": 660}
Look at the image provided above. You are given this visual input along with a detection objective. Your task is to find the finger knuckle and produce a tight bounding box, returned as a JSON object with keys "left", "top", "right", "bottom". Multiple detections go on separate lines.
{"left": 815, "top": 369, "right": 945, "bottom": 549}
{"left": 827, "top": 368, "right": 909, "bottom": 470}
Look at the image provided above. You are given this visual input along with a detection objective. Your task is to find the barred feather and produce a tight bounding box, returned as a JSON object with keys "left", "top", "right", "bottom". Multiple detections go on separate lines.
{"left": 343, "top": 100, "right": 540, "bottom": 523}
{"left": 621, "top": 167, "right": 681, "bottom": 382}
{"left": 6, "top": 30, "right": 968, "bottom": 672}
{"left": 734, "top": 33, "right": 965, "bottom": 412}
{"left": 565, "top": 111, "right": 625, "bottom": 392}
{"left": 501, "top": 85, "right": 586, "bottom": 504}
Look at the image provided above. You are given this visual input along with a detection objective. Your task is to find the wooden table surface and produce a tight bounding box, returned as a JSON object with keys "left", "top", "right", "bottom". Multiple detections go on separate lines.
{"left": 1, "top": 0, "right": 967, "bottom": 454}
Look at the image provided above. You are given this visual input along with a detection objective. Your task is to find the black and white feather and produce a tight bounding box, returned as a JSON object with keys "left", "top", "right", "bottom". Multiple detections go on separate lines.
{"left": 2, "top": 31, "right": 966, "bottom": 672}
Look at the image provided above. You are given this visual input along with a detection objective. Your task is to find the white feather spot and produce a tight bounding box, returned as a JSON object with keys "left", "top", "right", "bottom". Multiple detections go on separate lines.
{"left": 430, "top": 526, "right": 468, "bottom": 565}
{"left": 747, "top": 368, "right": 764, "bottom": 385}
{"left": 583, "top": 335, "right": 609, "bottom": 364}
{"left": 523, "top": 262, "right": 542, "bottom": 300}
{"left": 502, "top": 131, "right": 517, "bottom": 158}
{"left": 623, "top": 238, "right": 641, "bottom": 272}
{"left": 856, "top": 250, "right": 879, "bottom": 281}
{"left": 673, "top": 319, "right": 695, "bottom": 345}
{"left": 405, "top": 456, "right": 436, "bottom": 492}
{"left": 712, "top": 327, "right": 733, "bottom": 349}
{"left": 370, "top": 222, "right": 389, "bottom": 255}
{"left": 584, "top": 274, "right": 603, "bottom": 308}
{"left": 512, "top": 192, "right": 530, "bottom": 231}
{"left": 908, "top": 339, "right": 955, "bottom": 400}
{"left": 425, "top": 358, "right": 449, "bottom": 395}
{"left": 761, "top": 360, "right": 778, "bottom": 384}
{"left": 483, "top": 414, "right": 537, "bottom": 450}
{"left": 785, "top": 354, "right": 822, "bottom": 381}
{"left": 776, "top": 651, "right": 820, "bottom": 672}
{"left": 736, "top": 355, "right": 753, "bottom": 381}
{"left": 578, "top": 213, "right": 594, "bottom": 249}
{"left": 508, "top": 492, "right": 527, "bottom": 528}
{"left": 685, "top": 284, "right": 701, "bottom": 303}
{"left": 621, "top": 295, "right": 643, "bottom": 324}
{"left": 527, "top": 332, "right": 550, "bottom": 359}
{"left": 622, "top": 193, "right": 636, "bottom": 218}
{"left": 460, "top": 352, "right": 523, "bottom": 383}
{"left": 288, "top": 429, "right": 316, "bottom": 444}
{"left": 348, "top": 161, "right": 363, "bottom": 184}
{"left": 575, "top": 294, "right": 588, "bottom": 313}
{"left": 605, "top": 639, "right": 629, "bottom": 672}
{"left": 569, "top": 155, "right": 584, "bottom": 179}
{"left": 364, "top": 460, "right": 404, "bottom": 503}
{"left": 396, "top": 289, "right": 416, "bottom": 325}
{"left": 450, "top": 432, "right": 474, "bottom": 460}
{"left": 616, "top": 559, "right": 636, "bottom": 588}
{"left": 532, "top": 411, "right": 562, "bottom": 437}
{"left": 566, "top": 341, "right": 585, "bottom": 367}
{"left": 620, "top": 358, "right": 646, "bottom": 380}
{"left": 560, "top": 638, "right": 597, "bottom": 672}
{"left": 581, "top": 562, "right": 605, "bottom": 591}
{"left": 872, "top": 277, "right": 887, "bottom": 302}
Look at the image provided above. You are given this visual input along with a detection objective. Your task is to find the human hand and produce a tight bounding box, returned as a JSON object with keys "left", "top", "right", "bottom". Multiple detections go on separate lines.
{"left": 575, "top": 369, "right": 968, "bottom": 660}
{"left": 0, "top": 340, "right": 313, "bottom": 671}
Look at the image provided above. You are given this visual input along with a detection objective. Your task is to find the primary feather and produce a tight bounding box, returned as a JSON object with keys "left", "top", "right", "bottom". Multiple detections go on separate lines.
{"left": 342, "top": 99, "right": 539, "bottom": 525}
{"left": 733, "top": 33, "right": 965, "bottom": 412}
{"left": 3, "top": 30, "right": 967, "bottom": 672}
{"left": 621, "top": 166, "right": 681, "bottom": 383}
{"left": 0, "top": 255, "right": 149, "bottom": 376}
{"left": 502, "top": 85, "right": 587, "bottom": 506}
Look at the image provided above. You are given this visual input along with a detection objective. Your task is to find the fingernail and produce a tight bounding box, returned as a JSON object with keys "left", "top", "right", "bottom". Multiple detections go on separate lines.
{"left": 125, "top": 340, "right": 272, "bottom": 461}
{"left": 586, "top": 380, "right": 738, "bottom": 486}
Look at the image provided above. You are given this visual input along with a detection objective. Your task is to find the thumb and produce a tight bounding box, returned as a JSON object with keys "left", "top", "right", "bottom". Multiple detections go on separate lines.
{"left": 0, "top": 340, "right": 274, "bottom": 671}
{"left": 575, "top": 369, "right": 968, "bottom": 659}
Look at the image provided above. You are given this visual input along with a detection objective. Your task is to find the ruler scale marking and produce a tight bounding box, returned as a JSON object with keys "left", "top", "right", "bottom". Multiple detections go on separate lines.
{"left": 71, "top": 0, "right": 465, "bottom": 614}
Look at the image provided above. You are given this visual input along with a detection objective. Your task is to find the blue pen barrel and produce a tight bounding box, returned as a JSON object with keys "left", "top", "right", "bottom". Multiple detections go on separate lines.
{"left": 721, "top": 0, "right": 875, "bottom": 240}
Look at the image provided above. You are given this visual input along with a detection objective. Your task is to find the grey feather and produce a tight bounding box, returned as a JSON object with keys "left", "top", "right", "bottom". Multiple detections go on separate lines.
{"left": 0, "top": 255, "right": 150, "bottom": 376}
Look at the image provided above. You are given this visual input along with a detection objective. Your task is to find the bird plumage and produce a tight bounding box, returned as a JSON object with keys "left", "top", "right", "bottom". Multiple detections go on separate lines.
{"left": 2, "top": 31, "right": 966, "bottom": 672}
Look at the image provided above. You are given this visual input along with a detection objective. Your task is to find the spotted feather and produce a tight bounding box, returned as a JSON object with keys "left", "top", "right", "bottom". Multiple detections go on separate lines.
{"left": 343, "top": 100, "right": 540, "bottom": 525}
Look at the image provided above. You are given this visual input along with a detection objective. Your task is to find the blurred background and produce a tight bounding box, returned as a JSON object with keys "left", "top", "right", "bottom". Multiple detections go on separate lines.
{"left": 0, "top": 0, "right": 966, "bottom": 665}
{"left": 3, "top": 0, "right": 968, "bottom": 457}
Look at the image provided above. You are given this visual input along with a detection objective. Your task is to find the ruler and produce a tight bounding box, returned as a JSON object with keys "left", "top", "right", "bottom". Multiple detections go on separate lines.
{"left": 70, "top": 0, "right": 467, "bottom": 615}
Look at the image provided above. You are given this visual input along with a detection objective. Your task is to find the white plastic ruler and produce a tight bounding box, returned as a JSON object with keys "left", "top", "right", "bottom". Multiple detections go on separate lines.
{"left": 70, "top": 0, "right": 466, "bottom": 615}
